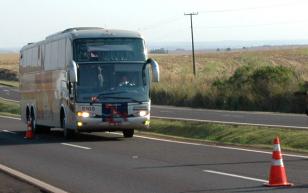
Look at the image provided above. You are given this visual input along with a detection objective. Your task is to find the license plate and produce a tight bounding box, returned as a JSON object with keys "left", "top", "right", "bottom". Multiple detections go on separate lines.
{"left": 102, "top": 103, "right": 128, "bottom": 120}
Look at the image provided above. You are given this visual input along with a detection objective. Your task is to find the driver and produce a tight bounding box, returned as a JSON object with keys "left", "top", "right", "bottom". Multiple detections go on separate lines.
{"left": 118, "top": 75, "right": 135, "bottom": 87}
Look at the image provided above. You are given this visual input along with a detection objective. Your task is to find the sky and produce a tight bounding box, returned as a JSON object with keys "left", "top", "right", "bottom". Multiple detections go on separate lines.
{"left": 1, "top": 0, "right": 308, "bottom": 48}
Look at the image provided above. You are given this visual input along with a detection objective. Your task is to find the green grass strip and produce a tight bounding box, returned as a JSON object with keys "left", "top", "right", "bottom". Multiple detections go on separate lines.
{"left": 0, "top": 100, "right": 20, "bottom": 115}
{"left": 147, "top": 119, "right": 308, "bottom": 152}
{"left": 0, "top": 80, "right": 19, "bottom": 88}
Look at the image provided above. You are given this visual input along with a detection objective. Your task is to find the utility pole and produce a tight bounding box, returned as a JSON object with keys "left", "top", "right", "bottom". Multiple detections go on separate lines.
{"left": 184, "top": 12, "right": 198, "bottom": 76}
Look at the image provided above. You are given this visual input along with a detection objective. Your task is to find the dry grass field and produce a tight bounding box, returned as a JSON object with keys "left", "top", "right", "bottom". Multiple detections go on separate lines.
{"left": 1, "top": 47, "right": 308, "bottom": 112}
{"left": 0, "top": 53, "right": 19, "bottom": 72}
{"left": 152, "top": 48, "right": 308, "bottom": 112}
{"left": 153, "top": 48, "right": 308, "bottom": 84}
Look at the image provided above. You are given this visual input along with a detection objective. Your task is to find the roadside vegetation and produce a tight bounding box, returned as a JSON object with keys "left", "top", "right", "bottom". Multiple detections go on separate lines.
{"left": 0, "top": 53, "right": 19, "bottom": 82}
{"left": 147, "top": 119, "right": 308, "bottom": 152}
{"left": 0, "top": 80, "right": 19, "bottom": 88}
{"left": 152, "top": 48, "right": 308, "bottom": 113}
{"left": 0, "top": 100, "right": 20, "bottom": 116}
{"left": 0, "top": 53, "right": 19, "bottom": 73}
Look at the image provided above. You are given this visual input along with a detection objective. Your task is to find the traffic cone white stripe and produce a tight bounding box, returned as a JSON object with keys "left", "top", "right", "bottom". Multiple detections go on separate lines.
{"left": 273, "top": 144, "right": 281, "bottom": 151}
{"left": 272, "top": 159, "right": 284, "bottom": 166}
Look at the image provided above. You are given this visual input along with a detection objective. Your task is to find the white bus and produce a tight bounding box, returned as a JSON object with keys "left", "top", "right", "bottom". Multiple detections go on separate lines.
{"left": 19, "top": 27, "right": 159, "bottom": 138}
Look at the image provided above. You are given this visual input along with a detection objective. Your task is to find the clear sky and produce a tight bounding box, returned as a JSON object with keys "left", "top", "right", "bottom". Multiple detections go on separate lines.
{"left": 1, "top": 0, "right": 308, "bottom": 48}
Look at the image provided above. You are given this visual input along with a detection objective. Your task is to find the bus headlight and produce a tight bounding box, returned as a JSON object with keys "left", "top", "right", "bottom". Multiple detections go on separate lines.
{"left": 77, "top": 121, "right": 83, "bottom": 127}
{"left": 139, "top": 110, "right": 148, "bottom": 117}
{"left": 77, "top": 111, "right": 90, "bottom": 118}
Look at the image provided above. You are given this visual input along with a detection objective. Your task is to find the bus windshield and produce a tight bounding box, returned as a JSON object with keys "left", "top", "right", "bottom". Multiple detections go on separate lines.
{"left": 74, "top": 38, "right": 146, "bottom": 62}
{"left": 76, "top": 63, "right": 150, "bottom": 103}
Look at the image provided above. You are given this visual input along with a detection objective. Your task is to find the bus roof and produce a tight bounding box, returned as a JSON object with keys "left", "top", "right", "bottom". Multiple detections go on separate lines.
{"left": 46, "top": 27, "right": 143, "bottom": 40}
{"left": 21, "top": 27, "right": 143, "bottom": 51}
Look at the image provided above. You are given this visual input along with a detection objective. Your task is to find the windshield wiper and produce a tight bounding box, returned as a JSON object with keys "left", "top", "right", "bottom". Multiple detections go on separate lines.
{"left": 97, "top": 91, "right": 128, "bottom": 97}
{"left": 102, "top": 96, "right": 143, "bottom": 104}
{"left": 90, "top": 95, "right": 143, "bottom": 105}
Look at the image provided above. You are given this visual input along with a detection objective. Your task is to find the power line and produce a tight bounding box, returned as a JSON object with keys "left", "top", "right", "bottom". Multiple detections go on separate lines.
{"left": 199, "top": 1, "right": 306, "bottom": 13}
{"left": 137, "top": 1, "right": 306, "bottom": 32}
{"left": 198, "top": 19, "right": 308, "bottom": 29}
{"left": 138, "top": 16, "right": 183, "bottom": 31}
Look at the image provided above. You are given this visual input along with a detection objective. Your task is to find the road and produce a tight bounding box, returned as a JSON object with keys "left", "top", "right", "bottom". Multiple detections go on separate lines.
{"left": 1, "top": 85, "right": 308, "bottom": 129}
{"left": 0, "top": 85, "right": 19, "bottom": 103}
{"left": 151, "top": 105, "right": 308, "bottom": 129}
{"left": 1, "top": 116, "right": 308, "bottom": 193}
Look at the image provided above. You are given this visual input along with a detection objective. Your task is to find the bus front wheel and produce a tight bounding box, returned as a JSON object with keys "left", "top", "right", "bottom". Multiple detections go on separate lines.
{"left": 123, "top": 129, "right": 134, "bottom": 138}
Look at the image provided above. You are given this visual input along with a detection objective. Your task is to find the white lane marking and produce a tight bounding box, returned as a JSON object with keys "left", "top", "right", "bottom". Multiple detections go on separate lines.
{"left": 2, "top": 116, "right": 308, "bottom": 159}
{"left": 2, "top": 130, "right": 16, "bottom": 134}
{"left": 61, "top": 143, "right": 92, "bottom": 150}
{"left": 203, "top": 170, "right": 267, "bottom": 183}
{"left": 0, "top": 96, "right": 20, "bottom": 103}
{"left": 133, "top": 135, "right": 308, "bottom": 159}
{"left": 151, "top": 116, "right": 308, "bottom": 130}
{"left": 0, "top": 163, "right": 69, "bottom": 193}
{"left": 159, "top": 110, "right": 175, "bottom": 113}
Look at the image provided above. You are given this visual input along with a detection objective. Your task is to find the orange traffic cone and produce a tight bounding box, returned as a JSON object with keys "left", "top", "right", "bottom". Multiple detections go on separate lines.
{"left": 24, "top": 120, "right": 34, "bottom": 139}
{"left": 265, "top": 136, "right": 293, "bottom": 187}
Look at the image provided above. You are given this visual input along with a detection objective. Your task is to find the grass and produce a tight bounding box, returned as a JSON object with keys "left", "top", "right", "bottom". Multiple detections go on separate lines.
{"left": 0, "top": 53, "right": 19, "bottom": 72}
{"left": 147, "top": 119, "right": 308, "bottom": 152}
{"left": 0, "top": 100, "right": 20, "bottom": 115}
{"left": 0, "top": 80, "right": 19, "bottom": 88}
{"left": 152, "top": 48, "right": 308, "bottom": 85}
{"left": 151, "top": 48, "right": 308, "bottom": 112}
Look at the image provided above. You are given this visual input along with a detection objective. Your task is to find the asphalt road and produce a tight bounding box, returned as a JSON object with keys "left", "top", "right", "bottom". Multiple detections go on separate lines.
{"left": 0, "top": 171, "right": 42, "bottom": 193}
{"left": 0, "top": 85, "right": 19, "bottom": 102}
{"left": 1, "top": 116, "right": 308, "bottom": 193}
{"left": 151, "top": 105, "right": 308, "bottom": 129}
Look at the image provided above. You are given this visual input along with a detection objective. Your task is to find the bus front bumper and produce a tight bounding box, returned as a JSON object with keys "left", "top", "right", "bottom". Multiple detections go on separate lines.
{"left": 75, "top": 115, "right": 150, "bottom": 132}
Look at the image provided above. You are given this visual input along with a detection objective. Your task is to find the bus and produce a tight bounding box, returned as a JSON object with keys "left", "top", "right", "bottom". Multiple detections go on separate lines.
{"left": 19, "top": 27, "right": 159, "bottom": 138}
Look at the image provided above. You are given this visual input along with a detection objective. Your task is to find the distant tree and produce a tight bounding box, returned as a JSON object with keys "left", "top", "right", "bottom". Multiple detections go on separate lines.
{"left": 226, "top": 48, "right": 231, "bottom": 51}
{"left": 216, "top": 48, "right": 220, "bottom": 52}
{"left": 150, "top": 48, "right": 168, "bottom": 54}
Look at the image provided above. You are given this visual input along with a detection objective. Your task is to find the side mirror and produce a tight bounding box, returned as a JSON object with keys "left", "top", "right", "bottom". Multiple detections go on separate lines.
{"left": 68, "top": 61, "right": 78, "bottom": 83}
{"left": 147, "top": 58, "right": 160, "bottom": 82}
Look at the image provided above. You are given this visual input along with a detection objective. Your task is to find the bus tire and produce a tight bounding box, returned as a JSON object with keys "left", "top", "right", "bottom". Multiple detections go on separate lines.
{"left": 123, "top": 129, "right": 134, "bottom": 138}
{"left": 64, "top": 128, "right": 75, "bottom": 139}
{"left": 30, "top": 107, "right": 36, "bottom": 133}
{"left": 30, "top": 107, "right": 50, "bottom": 134}
{"left": 61, "top": 110, "right": 74, "bottom": 139}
